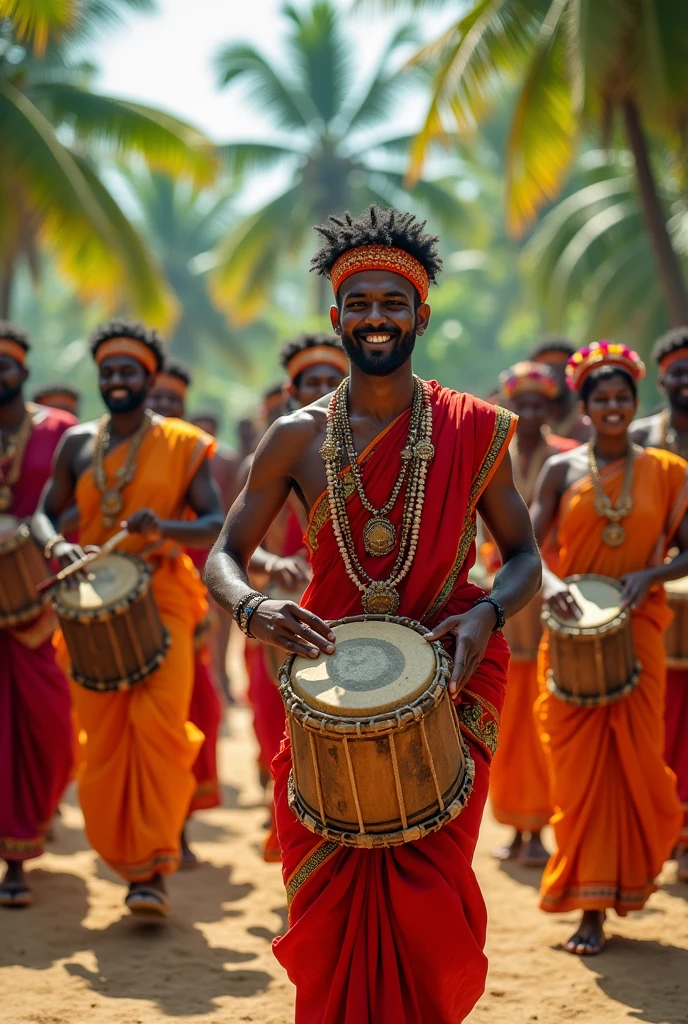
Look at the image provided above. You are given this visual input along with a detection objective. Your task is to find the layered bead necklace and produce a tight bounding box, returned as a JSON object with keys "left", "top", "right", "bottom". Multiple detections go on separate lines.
{"left": 92, "top": 409, "right": 154, "bottom": 528}
{"left": 320, "top": 375, "right": 434, "bottom": 615}
{"left": 0, "top": 404, "right": 34, "bottom": 512}
{"left": 587, "top": 442, "right": 636, "bottom": 547}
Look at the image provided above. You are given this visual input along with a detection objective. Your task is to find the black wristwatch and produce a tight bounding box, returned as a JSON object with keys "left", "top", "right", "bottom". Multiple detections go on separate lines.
{"left": 474, "top": 596, "right": 505, "bottom": 633}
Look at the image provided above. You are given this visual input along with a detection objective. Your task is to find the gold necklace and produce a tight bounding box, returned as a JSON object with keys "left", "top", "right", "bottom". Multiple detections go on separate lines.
{"left": 587, "top": 442, "right": 635, "bottom": 547}
{"left": 509, "top": 430, "right": 549, "bottom": 506}
{"left": 0, "top": 404, "right": 34, "bottom": 512}
{"left": 334, "top": 377, "right": 428, "bottom": 556}
{"left": 92, "top": 409, "right": 154, "bottom": 527}
{"left": 320, "top": 376, "right": 433, "bottom": 614}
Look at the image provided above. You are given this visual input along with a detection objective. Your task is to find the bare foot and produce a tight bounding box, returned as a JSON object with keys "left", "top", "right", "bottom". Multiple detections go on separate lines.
{"left": 178, "top": 826, "right": 199, "bottom": 870}
{"left": 678, "top": 845, "right": 688, "bottom": 883}
{"left": 565, "top": 910, "right": 606, "bottom": 955}
{"left": 0, "top": 862, "right": 33, "bottom": 908}
{"left": 519, "top": 830, "right": 550, "bottom": 868}
{"left": 125, "top": 874, "right": 168, "bottom": 916}
{"left": 492, "top": 830, "right": 523, "bottom": 862}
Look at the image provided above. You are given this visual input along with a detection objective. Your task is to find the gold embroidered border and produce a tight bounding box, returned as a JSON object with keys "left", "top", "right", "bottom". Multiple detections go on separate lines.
{"left": 458, "top": 694, "right": 499, "bottom": 758}
{"left": 112, "top": 849, "right": 181, "bottom": 881}
{"left": 540, "top": 880, "right": 656, "bottom": 910}
{"left": 424, "top": 406, "right": 515, "bottom": 621}
{"left": 0, "top": 835, "right": 44, "bottom": 857}
{"left": 285, "top": 840, "right": 339, "bottom": 910}
{"left": 307, "top": 471, "right": 355, "bottom": 552}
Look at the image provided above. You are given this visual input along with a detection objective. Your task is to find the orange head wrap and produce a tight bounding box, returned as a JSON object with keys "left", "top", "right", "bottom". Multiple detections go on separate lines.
{"left": 153, "top": 372, "right": 188, "bottom": 397}
{"left": 286, "top": 345, "right": 349, "bottom": 383}
{"left": 330, "top": 244, "right": 429, "bottom": 302}
{"left": 0, "top": 338, "right": 28, "bottom": 366}
{"left": 94, "top": 337, "right": 158, "bottom": 375}
{"left": 659, "top": 347, "right": 688, "bottom": 376}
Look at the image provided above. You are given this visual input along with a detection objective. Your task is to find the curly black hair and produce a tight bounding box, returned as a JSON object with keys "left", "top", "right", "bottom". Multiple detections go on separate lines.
{"left": 579, "top": 365, "right": 637, "bottom": 405}
{"left": 160, "top": 356, "right": 192, "bottom": 386}
{"left": 0, "top": 320, "right": 30, "bottom": 354}
{"left": 652, "top": 326, "right": 688, "bottom": 368}
{"left": 88, "top": 319, "right": 165, "bottom": 373}
{"left": 310, "top": 205, "right": 442, "bottom": 297}
{"left": 32, "top": 383, "right": 80, "bottom": 402}
{"left": 529, "top": 337, "right": 576, "bottom": 360}
{"left": 278, "top": 332, "right": 344, "bottom": 374}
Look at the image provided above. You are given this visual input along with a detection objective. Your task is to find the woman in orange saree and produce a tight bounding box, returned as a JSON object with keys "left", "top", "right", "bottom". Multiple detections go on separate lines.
{"left": 530, "top": 341, "right": 688, "bottom": 955}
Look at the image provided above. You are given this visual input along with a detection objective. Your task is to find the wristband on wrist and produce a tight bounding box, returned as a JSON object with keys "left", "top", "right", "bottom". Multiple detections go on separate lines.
{"left": 234, "top": 590, "right": 268, "bottom": 638}
{"left": 474, "top": 595, "right": 505, "bottom": 633}
{"left": 44, "top": 534, "right": 66, "bottom": 561}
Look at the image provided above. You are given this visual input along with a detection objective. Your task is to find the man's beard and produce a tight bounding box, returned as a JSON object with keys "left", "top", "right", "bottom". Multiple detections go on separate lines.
{"left": 667, "top": 388, "right": 688, "bottom": 414}
{"left": 342, "top": 331, "right": 416, "bottom": 378}
{"left": 0, "top": 383, "right": 22, "bottom": 407}
{"left": 101, "top": 387, "right": 148, "bottom": 414}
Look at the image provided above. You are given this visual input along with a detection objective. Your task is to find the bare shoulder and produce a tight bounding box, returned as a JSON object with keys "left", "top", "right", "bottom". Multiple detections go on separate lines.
{"left": 60, "top": 419, "right": 98, "bottom": 448}
{"left": 252, "top": 400, "right": 328, "bottom": 476}
{"left": 629, "top": 412, "right": 658, "bottom": 445}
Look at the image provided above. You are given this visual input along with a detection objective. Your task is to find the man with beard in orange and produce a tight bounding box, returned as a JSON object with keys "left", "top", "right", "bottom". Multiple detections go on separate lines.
{"left": 205, "top": 206, "right": 541, "bottom": 1022}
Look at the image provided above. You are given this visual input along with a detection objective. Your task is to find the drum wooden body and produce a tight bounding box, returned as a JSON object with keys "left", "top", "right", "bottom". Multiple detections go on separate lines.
{"left": 502, "top": 591, "right": 543, "bottom": 661}
{"left": 542, "top": 574, "right": 639, "bottom": 707}
{"left": 279, "top": 615, "right": 474, "bottom": 848}
{"left": 54, "top": 552, "right": 170, "bottom": 691}
{"left": 0, "top": 515, "right": 51, "bottom": 627}
{"left": 665, "top": 576, "right": 688, "bottom": 668}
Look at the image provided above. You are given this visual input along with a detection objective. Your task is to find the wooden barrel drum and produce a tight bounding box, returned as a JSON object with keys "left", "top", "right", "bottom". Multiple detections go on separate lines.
{"left": 54, "top": 552, "right": 170, "bottom": 692}
{"left": 0, "top": 514, "right": 51, "bottom": 627}
{"left": 279, "top": 615, "right": 474, "bottom": 848}
{"left": 665, "top": 576, "right": 688, "bottom": 668}
{"left": 542, "top": 574, "right": 640, "bottom": 707}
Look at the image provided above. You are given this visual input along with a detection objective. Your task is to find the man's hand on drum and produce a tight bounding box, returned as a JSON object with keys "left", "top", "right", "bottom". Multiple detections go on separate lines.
{"left": 266, "top": 554, "right": 311, "bottom": 591}
{"left": 542, "top": 573, "right": 583, "bottom": 622}
{"left": 619, "top": 569, "right": 655, "bottom": 610}
{"left": 51, "top": 540, "right": 90, "bottom": 587}
{"left": 125, "top": 508, "right": 163, "bottom": 540}
{"left": 250, "top": 601, "right": 335, "bottom": 659}
{"left": 425, "top": 603, "right": 497, "bottom": 697}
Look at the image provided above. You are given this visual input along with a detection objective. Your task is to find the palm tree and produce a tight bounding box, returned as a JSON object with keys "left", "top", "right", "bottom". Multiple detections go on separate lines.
{"left": 0, "top": 0, "right": 218, "bottom": 325}
{"left": 378, "top": 0, "right": 688, "bottom": 325}
{"left": 210, "top": 0, "right": 465, "bottom": 325}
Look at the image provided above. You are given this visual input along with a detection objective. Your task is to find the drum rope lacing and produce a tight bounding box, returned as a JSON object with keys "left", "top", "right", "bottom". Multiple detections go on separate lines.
{"left": 320, "top": 377, "right": 434, "bottom": 615}
{"left": 587, "top": 442, "right": 636, "bottom": 547}
{"left": 92, "top": 409, "right": 154, "bottom": 528}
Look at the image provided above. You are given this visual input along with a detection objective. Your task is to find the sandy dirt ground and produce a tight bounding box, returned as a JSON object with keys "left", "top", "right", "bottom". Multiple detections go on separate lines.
{"left": 3, "top": 654, "right": 688, "bottom": 1024}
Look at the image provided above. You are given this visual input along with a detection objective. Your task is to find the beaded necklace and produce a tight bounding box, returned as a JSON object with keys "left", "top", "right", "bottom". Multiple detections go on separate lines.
{"left": 587, "top": 442, "right": 636, "bottom": 547}
{"left": 92, "top": 409, "right": 153, "bottom": 527}
{"left": 0, "top": 404, "right": 34, "bottom": 512}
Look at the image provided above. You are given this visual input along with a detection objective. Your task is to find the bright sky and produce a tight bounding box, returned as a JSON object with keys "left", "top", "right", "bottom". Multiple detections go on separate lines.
{"left": 96, "top": 0, "right": 452, "bottom": 144}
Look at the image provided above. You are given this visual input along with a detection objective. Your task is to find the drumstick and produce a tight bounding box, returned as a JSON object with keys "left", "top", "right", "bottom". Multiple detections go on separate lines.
{"left": 36, "top": 527, "right": 130, "bottom": 593}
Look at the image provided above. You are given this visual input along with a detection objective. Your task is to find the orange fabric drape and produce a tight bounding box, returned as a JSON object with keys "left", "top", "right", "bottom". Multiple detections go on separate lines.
{"left": 536, "top": 447, "right": 688, "bottom": 914}
{"left": 272, "top": 385, "right": 516, "bottom": 1024}
{"left": 55, "top": 417, "right": 215, "bottom": 881}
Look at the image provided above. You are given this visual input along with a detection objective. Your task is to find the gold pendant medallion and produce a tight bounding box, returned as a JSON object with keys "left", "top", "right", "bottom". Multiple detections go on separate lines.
{"left": 0, "top": 484, "right": 12, "bottom": 511}
{"left": 602, "top": 522, "right": 625, "bottom": 547}
{"left": 363, "top": 516, "right": 396, "bottom": 557}
{"left": 101, "top": 488, "right": 124, "bottom": 527}
{"left": 362, "top": 582, "right": 400, "bottom": 616}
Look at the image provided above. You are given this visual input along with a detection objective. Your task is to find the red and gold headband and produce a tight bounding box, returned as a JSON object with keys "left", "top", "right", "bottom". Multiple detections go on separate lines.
{"left": 153, "top": 372, "right": 188, "bottom": 397}
{"left": 330, "top": 244, "right": 429, "bottom": 302}
{"left": 499, "top": 361, "right": 559, "bottom": 400}
{"left": 659, "top": 347, "right": 688, "bottom": 375}
{"left": 566, "top": 340, "right": 646, "bottom": 392}
{"left": 286, "top": 345, "right": 349, "bottom": 383}
{"left": 94, "top": 337, "right": 158, "bottom": 375}
{"left": 0, "top": 338, "right": 27, "bottom": 365}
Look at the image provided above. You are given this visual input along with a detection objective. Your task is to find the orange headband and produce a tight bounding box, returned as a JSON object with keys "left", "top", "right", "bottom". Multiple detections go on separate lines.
{"left": 154, "top": 373, "right": 188, "bottom": 397}
{"left": 659, "top": 347, "right": 688, "bottom": 375}
{"left": 94, "top": 337, "right": 158, "bottom": 375}
{"left": 330, "top": 244, "right": 429, "bottom": 302}
{"left": 0, "top": 339, "right": 27, "bottom": 365}
{"left": 286, "top": 345, "right": 349, "bottom": 383}
{"left": 37, "top": 392, "right": 78, "bottom": 410}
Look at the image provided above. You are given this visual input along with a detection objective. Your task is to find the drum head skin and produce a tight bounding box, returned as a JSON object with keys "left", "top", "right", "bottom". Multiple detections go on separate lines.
{"left": 551, "top": 576, "right": 622, "bottom": 629}
{"left": 58, "top": 553, "right": 140, "bottom": 611}
{"left": 666, "top": 575, "right": 688, "bottom": 597}
{"left": 291, "top": 620, "right": 436, "bottom": 717}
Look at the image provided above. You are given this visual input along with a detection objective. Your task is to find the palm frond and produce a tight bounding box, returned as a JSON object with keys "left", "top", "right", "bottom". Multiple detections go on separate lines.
{"left": 29, "top": 83, "right": 218, "bottom": 186}
{"left": 214, "top": 42, "right": 313, "bottom": 132}
{"left": 0, "top": 0, "right": 75, "bottom": 54}
{"left": 283, "top": 0, "right": 350, "bottom": 125}
{"left": 217, "top": 140, "right": 302, "bottom": 178}
{"left": 505, "top": 0, "right": 578, "bottom": 235}
{"left": 342, "top": 22, "right": 419, "bottom": 134}
{"left": 565, "top": 0, "right": 633, "bottom": 113}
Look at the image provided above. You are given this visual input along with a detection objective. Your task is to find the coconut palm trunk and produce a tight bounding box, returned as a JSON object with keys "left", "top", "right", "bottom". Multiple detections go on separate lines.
{"left": 621, "top": 100, "right": 688, "bottom": 325}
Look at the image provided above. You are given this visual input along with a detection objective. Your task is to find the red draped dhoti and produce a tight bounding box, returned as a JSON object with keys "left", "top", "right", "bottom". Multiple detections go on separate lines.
{"left": 665, "top": 668, "right": 688, "bottom": 844}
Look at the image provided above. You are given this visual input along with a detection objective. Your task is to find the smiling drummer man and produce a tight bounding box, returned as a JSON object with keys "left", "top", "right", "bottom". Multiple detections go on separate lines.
{"left": 205, "top": 205, "right": 541, "bottom": 1023}
{"left": 33, "top": 320, "right": 224, "bottom": 916}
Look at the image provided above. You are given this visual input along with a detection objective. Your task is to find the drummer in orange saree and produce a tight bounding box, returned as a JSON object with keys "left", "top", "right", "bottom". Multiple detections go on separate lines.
{"left": 34, "top": 320, "right": 224, "bottom": 916}
{"left": 205, "top": 205, "right": 542, "bottom": 1023}
{"left": 530, "top": 340, "right": 688, "bottom": 956}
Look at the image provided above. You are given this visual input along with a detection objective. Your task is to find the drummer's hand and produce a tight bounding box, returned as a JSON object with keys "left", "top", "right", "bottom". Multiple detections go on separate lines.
{"left": 249, "top": 600, "right": 335, "bottom": 659}
{"left": 267, "top": 555, "right": 311, "bottom": 591}
{"left": 425, "top": 603, "right": 497, "bottom": 698}
{"left": 52, "top": 540, "right": 89, "bottom": 587}
{"left": 619, "top": 569, "right": 655, "bottom": 610}
{"left": 542, "top": 576, "right": 582, "bottom": 621}
{"left": 125, "top": 508, "right": 163, "bottom": 539}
